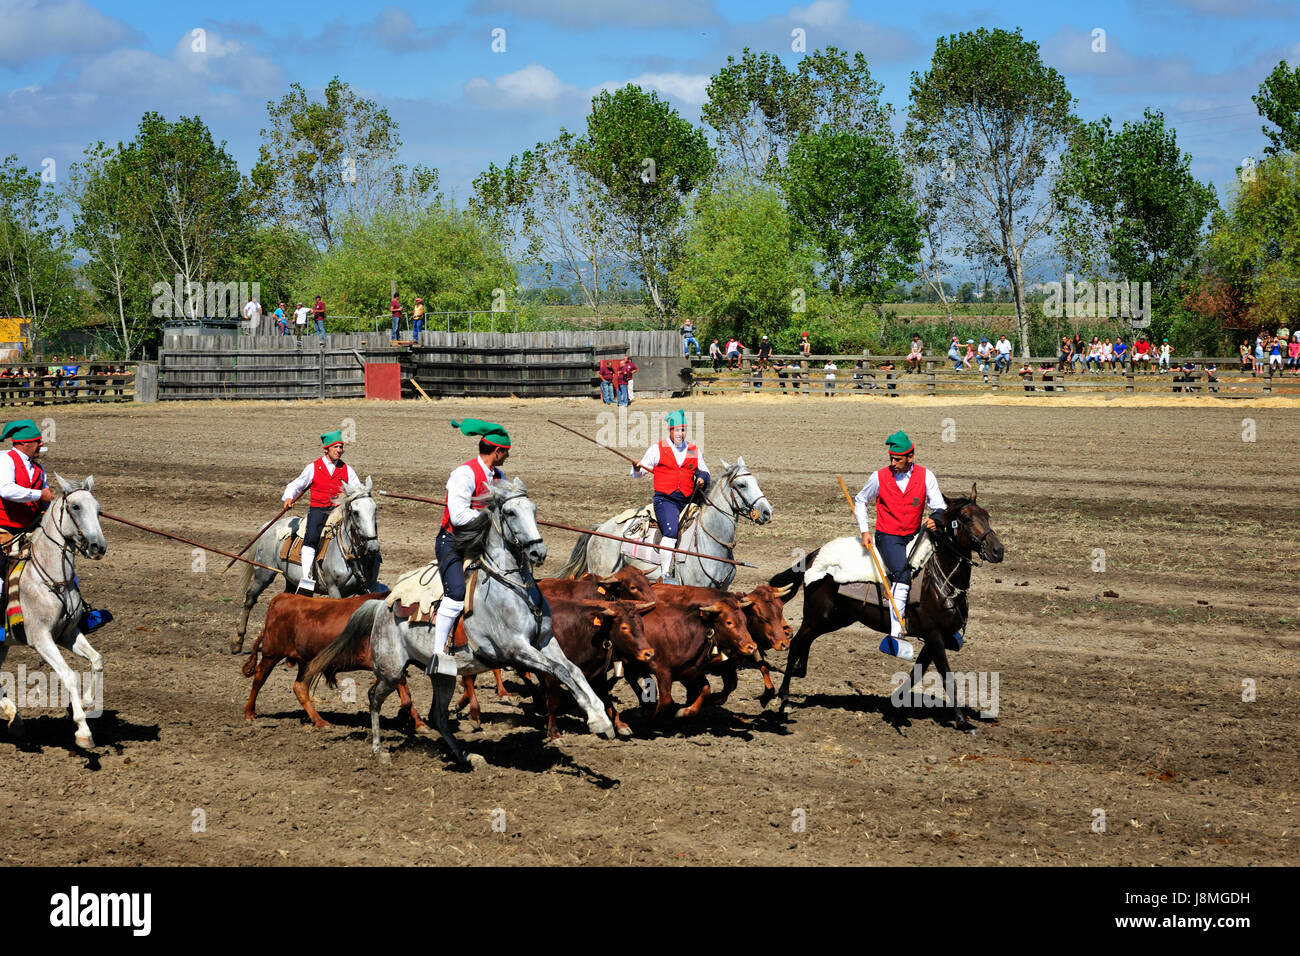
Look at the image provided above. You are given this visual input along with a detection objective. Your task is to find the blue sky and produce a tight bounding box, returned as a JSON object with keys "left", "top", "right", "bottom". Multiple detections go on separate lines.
{"left": 1, "top": 0, "right": 1295, "bottom": 208}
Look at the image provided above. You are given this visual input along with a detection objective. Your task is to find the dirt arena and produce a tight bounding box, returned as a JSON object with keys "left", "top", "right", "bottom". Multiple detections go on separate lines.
{"left": 1, "top": 393, "right": 1296, "bottom": 866}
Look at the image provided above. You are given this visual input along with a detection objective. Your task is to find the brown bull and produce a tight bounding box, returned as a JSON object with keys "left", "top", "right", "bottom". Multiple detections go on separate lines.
{"left": 242, "top": 592, "right": 423, "bottom": 731}
{"left": 629, "top": 594, "right": 756, "bottom": 721}
{"left": 542, "top": 597, "right": 656, "bottom": 739}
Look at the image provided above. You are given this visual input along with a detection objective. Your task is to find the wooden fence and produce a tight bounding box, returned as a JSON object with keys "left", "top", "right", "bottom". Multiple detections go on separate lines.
{"left": 691, "top": 355, "right": 1300, "bottom": 397}
{"left": 405, "top": 331, "right": 680, "bottom": 398}
{"left": 158, "top": 333, "right": 400, "bottom": 401}
{"left": 0, "top": 362, "right": 138, "bottom": 406}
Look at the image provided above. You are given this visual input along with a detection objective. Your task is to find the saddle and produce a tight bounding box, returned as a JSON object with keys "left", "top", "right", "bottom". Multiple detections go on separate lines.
{"left": 1, "top": 529, "right": 33, "bottom": 643}
{"left": 277, "top": 508, "right": 342, "bottom": 565}
{"left": 616, "top": 502, "right": 701, "bottom": 562}
{"left": 385, "top": 561, "right": 470, "bottom": 648}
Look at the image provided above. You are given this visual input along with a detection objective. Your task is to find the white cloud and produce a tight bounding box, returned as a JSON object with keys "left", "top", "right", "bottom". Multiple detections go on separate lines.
{"left": 592, "top": 72, "right": 711, "bottom": 106}
{"left": 170, "top": 30, "right": 282, "bottom": 97}
{"left": 0, "top": 0, "right": 134, "bottom": 66}
{"left": 725, "top": 0, "right": 919, "bottom": 64}
{"left": 470, "top": 0, "right": 722, "bottom": 30}
{"left": 464, "top": 63, "right": 582, "bottom": 110}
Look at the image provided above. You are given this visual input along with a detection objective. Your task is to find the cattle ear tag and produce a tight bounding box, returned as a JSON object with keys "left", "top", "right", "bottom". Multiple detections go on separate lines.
{"left": 591, "top": 615, "right": 602, "bottom": 626}
{"left": 596, "top": 586, "right": 607, "bottom": 595}
{"left": 951, "top": 519, "right": 959, "bottom": 531}
{"left": 613, "top": 661, "right": 624, "bottom": 678}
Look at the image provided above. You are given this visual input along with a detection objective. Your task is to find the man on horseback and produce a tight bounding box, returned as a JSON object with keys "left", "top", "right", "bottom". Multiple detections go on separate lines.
{"left": 430, "top": 418, "right": 511, "bottom": 676}
{"left": 853, "top": 430, "right": 945, "bottom": 661}
{"left": 631, "top": 409, "right": 710, "bottom": 585}
{"left": 0, "top": 420, "right": 53, "bottom": 539}
{"left": 281, "top": 430, "right": 360, "bottom": 597}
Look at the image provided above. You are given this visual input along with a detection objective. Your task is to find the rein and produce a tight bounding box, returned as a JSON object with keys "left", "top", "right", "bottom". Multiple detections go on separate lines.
{"left": 473, "top": 491, "right": 546, "bottom": 639}
{"left": 335, "top": 495, "right": 379, "bottom": 582}
{"left": 25, "top": 491, "right": 92, "bottom": 625}
{"left": 687, "top": 468, "right": 764, "bottom": 588}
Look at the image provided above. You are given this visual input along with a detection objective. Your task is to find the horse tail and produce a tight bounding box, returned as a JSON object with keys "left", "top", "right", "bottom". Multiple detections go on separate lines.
{"left": 769, "top": 547, "right": 818, "bottom": 599}
{"left": 236, "top": 548, "right": 256, "bottom": 600}
{"left": 304, "top": 599, "right": 381, "bottom": 696}
{"left": 556, "top": 531, "right": 593, "bottom": 580}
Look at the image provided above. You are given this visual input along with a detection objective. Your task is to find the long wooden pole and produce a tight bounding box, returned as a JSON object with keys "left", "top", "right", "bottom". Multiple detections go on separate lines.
{"left": 377, "top": 490, "right": 757, "bottom": 569}
{"left": 222, "top": 491, "right": 302, "bottom": 572}
{"left": 835, "top": 475, "right": 906, "bottom": 629}
{"left": 546, "top": 419, "right": 643, "bottom": 470}
{"left": 102, "top": 512, "right": 284, "bottom": 575}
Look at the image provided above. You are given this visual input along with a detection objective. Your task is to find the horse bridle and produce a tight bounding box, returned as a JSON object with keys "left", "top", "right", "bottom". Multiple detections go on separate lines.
{"left": 27, "top": 491, "right": 95, "bottom": 625}
{"left": 336, "top": 496, "right": 380, "bottom": 580}
{"left": 475, "top": 490, "right": 546, "bottom": 638}
{"left": 688, "top": 469, "right": 766, "bottom": 589}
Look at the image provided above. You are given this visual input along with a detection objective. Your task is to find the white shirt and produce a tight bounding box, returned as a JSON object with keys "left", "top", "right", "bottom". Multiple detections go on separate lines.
{"left": 977, "top": 343, "right": 992, "bottom": 358}
{"left": 447, "top": 456, "right": 502, "bottom": 528}
{"left": 294, "top": 307, "right": 309, "bottom": 325}
{"left": 996, "top": 338, "right": 1012, "bottom": 356}
{"left": 283, "top": 457, "right": 360, "bottom": 502}
{"left": 824, "top": 362, "right": 837, "bottom": 379}
{"left": 853, "top": 466, "right": 945, "bottom": 535}
{"left": 631, "top": 440, "right": 709, "bottom": 479}
{"left": 0, "top": 447, "right": 46, "bottom": 503}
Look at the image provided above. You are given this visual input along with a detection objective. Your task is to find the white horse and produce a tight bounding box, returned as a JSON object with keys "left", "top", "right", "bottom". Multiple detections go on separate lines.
{"left": 305, "top": 476, "right": 615, "bottom": 765}
{"left": 558, "top": 457, "right": 772, "bottom": 590}
{"left": 233, "top": 478, "right": 380, "bottom": 653}
{"left": 0, "top": 476, "right": 107, "bottom": 749}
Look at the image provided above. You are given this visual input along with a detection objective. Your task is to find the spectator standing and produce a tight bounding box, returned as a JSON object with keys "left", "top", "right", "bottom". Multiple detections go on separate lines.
{"left": 1254, "top": 333, "right": 1265, "bottom": 373}
{"left": 413, "top": 297, "right": 425, "bottom": 337}
{"left": 624, "top": 355, "right": 638, "bottom": 402}
{"left": 995, "top": 334, "right": 1012, "bottom": 373}
{"left": 242, "top": 295, "right": 263, "bottom": 335}
{"left": 680, "top": 321, "right": 700, "bottom": 356}
{"left": 294, "top": 301, "right": 310, "bottom": 335}
{"left": 390, "top": 294, "right": 402, "bottom": 340}
{"left": 1289, "top": 333, "right": 1300, "bottom": 375}
{"left": 312, "top": 296, "right": 327, "bottom": 341}
{"left": 823, "top": 360, "right": 837, "bottom": 396}
{"left": 1158, "top": 338, "right": 1172, "bottom": 372}
{"left": 1240, "top": 340, "right": 1252, "bottom": 371}
{"left": 597, "top": 358, "right": 615, "bottom": 404}
{"left": 274, "top": 301, "right": 288, "bottom": 335}
{"left": 1019, "top": 362, "right": 1035, "bottom": 392}
{"left": 1071, "top": 332, "right": 1085, "bottom": 371}
{"left": 616, "top": 355, "right": 637, "bottom": 405}
{"left": 1269, "top": 334, "right": 1284, "bottom": 372}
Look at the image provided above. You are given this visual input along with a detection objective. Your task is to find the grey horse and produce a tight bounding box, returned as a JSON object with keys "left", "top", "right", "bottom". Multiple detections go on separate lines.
{"left": 232, "top": 478, "right": 380, "bottom": 654}
{"left": 558, "top": 457, "right": 772, "bottom": 590}
{"left": 0, "top": 476, "right": 107, "bottom": 748}
{"left": 305, "top": 476, "right": 615, "bottom": 765}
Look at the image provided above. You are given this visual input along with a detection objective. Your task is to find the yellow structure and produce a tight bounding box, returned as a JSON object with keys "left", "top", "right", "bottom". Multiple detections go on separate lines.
{"left": 0, "top": 317, "right": 28, "bottom": 354}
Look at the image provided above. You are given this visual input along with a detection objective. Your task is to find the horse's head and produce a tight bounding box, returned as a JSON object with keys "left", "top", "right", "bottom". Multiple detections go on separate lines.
{"left": 336, "top": 476, "right": 380, "bottom": 557}
{"left": 718, "top": 456, "right": 772, "bottom": 524}
{"left": 52, "top": 473, "right": 107, "bottom": 559}
{"left": 486, "top": 477, "right": 546, "bottom": 568}
{"left": 941, "top": 482, "right": 1004, "bottom": 563}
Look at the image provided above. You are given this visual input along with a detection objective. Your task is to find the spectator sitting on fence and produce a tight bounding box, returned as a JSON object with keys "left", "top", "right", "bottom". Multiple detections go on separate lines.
{"left": 1100, "top": 337, "right": 1113, "bottom": 370}
{"left": 709, "top": 339, "right": 723, "bottom": 370}
{"left": 995, "top": 334, "right": 1013, "bottom": 372}
{"left": 963, "top": 339, "right": 976, "bottom": 370}
{"left": 823, "top": 360, "right": 837, "bottom": 396}
{"left": 1112, "top": 336, "right": 1127, "bottom": 370}
{"left": 681, "top": 320, "right": 700, "bottom": 356}
{"left": 757, "top": 335, "right": 772, "bottom": 370}
{"left": 906, "top": 334, "right": 924, "bottom": 372}
{"left": 726, "top": 337, "right": 744, "bottom": 369}
{"left": 1086, "top": 336, "right": 1103, "bottom": 372}
{"left": 1058, "top": 336, "right": 1073, "bottom": 373}
{"left": 947, "top": 335, "right": 963, "bottom": 370}
{"left": 1133, "top": 337, "right": 1152, "bottom": 372}
{"left": 976, "top": 338, "right": 993, "bottom": 374}
{"left": 1240, "top": 340, "right": 1252, "bottom": 372}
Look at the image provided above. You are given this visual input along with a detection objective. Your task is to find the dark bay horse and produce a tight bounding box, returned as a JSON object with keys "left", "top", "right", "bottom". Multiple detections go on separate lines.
{"left": 769, "top": 486, "right": 1004, "bottom": 732}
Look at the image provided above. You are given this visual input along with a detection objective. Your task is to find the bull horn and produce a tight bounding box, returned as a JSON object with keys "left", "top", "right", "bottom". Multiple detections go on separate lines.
{"left": 774, "top": 582, "right": 796, "bottom": 599}
{"left": 598, "top": 574, "right": 620, "bottom": 583}
{"left": 634, "top": 601, "right": 657, "bottom": 613}
{"left": 698, "top": 602, "right": 724, "bottom": 614}
{"left": 738, "top": 597, "right": 754, "bottom": 608}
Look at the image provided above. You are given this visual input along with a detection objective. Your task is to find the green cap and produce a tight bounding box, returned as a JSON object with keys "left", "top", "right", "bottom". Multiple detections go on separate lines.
{"left": 2, "top": 419, "right": 42, "bottom": 442}
{"left": 885, "top": 430, "right": 913, "bottom": 455}
{"left": 452, "top": 418, "right": 511, "bottom": 448}
{"left": 664, "top": 409, "right": 687, "bottom": 428}
{"left": 320, "top": 429, "right": 344, "bottom": 446}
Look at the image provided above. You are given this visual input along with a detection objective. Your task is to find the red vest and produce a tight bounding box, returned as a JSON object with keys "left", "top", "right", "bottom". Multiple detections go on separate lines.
{"left": 309, "top": 457, "right": 348, "bottom": 508}
{"left": 875, "top": 465, "right": 928, "bottom": 536}
{"left": 1, "top": 449, "right": 45, "bottom": 530}
{"left": 441, "top": 458, "right": 496, "bottom": 533}
{"left": 652, "top": 440, "right": 698, "bottom": 497}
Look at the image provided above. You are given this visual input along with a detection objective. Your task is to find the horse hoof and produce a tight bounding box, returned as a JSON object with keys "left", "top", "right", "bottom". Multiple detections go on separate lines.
{"left": 230, "top": 642, "right": 243, "bottom": 655}
{"left": 616, "top": 724, "right": 633, "bottom": 738}
{"left": 377, "top": 750, "right": 391, "bottom": 764}
{"left": 466, "top": 752, "right": 488, "bottom": 771}
{"left": 75, "top": 732, "right": 94, "bottom": 749}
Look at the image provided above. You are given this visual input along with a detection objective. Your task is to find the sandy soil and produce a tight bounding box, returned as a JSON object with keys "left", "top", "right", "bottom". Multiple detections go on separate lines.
{"left": 1, "top": 392, "right": 1296, "bottom": 866}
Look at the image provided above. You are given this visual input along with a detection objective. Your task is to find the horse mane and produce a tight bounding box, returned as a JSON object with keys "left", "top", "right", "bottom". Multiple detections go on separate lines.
{"left": 331, "top": 480, "right": 371, "bottom": 508}
{"left": 452, "top": 477, "right": 528, "bottom": 561}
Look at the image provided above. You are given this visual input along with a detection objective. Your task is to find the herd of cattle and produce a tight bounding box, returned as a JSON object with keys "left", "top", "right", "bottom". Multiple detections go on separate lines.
{"left": 241, "top": 565, "right": 796, "bottom": 744}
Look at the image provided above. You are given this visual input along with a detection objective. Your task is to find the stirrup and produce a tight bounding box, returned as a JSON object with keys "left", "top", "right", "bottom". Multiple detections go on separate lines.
{"left": 425, "top": 652, "right": 457, "bottom": 677}
{"left": 296, "top": 582, "right": 316, "bottom": 597}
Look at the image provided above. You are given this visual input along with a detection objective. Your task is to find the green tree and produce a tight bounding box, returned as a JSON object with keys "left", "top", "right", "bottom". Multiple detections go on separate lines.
{"left": 302, "top": 204, "right": 515, "bottom": 327}
{"left": 576, "top": 85, "right": 715, "bottom": 324}
{"left": 906, "top": 27, "right": 1078, "bottom": 357}
{"left": 251, "top": 77, "right": 432, "bottom": 248}
{"left": 472, "top": 130, "right": 616, "bottom": 320}
{"left": 115, "top": 112, "right": 249, "bottom": 320}
{"left": 1055, "top": 109, "right": 1217, "bottom": 319}
{"left": 1253, "top": 60, "right": 1300, "bottom": 155}
{"left": 0, "top": 155, "right": 77, "bottom": 350}
{"left": 784, "top": 127, "right": 921, "bottom": 312}
{"left": 672, "top": 177, "right": 818, "bottom": 343}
